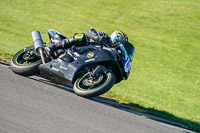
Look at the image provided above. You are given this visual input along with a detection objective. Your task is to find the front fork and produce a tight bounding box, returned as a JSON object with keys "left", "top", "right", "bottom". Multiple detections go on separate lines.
{"left": 92, "top": 65, "right": 107, "bottom": 78}
{"left": 31, "top": 31, "right": 46, "bottom": 64}
{"left": 38, "top": 48, "right": 46, "bottom": 64}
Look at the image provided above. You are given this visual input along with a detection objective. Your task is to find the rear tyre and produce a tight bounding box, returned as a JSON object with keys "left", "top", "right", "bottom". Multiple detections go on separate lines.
{"left": 73, "top": 71, "right": 116, "bottom": 98}
{"left": 10, "top": 46, "right": 42, "bottom": 76}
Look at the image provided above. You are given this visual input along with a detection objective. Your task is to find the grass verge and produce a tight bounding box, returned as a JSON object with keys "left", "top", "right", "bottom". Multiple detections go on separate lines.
{"left": 0, "top": 0, "right": 199, "bottom": 131}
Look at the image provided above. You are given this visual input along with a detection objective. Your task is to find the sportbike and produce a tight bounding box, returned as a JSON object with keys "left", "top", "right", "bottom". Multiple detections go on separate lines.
{"left": 10, "top": 30, "right": 135, "bottom": 98}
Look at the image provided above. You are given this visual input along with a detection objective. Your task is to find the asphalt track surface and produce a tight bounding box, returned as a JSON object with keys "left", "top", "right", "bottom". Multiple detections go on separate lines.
{"left": 0, "top": 63, "right": 194, "bottom": 133}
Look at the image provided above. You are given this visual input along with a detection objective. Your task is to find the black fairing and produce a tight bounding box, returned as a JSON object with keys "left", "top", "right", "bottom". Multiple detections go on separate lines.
{"left": 118, "top": 40, "right": 135, "bottom": 60}
{"left": 39, "top": 42, "right": 134, "bottom": 87}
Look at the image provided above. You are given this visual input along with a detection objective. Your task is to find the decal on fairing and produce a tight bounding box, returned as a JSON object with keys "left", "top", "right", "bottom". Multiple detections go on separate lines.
{"left": 60, "top": 66, "right": 68, "bottom": 70}
{"left": 87, "top": 52, "right": 94, "bottom": 58}
{"left": 103, "top": 47, "right": 112, "bottom": 51}
{"left": 52, "top": 67, "right": 59, "bottom": 72}
{"left": 85, "top": 58, "right": 95, "bottom": 63}
{"left": 124, "top": 54, "right": 131, "bottom": 73}
{"left": 119, "top": 44, "right": 131, "bottom": 73}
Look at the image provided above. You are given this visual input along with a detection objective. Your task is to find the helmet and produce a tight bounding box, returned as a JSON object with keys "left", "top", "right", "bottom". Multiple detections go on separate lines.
{"left": 110, "top": 30, "right": 128, "bottom": 45}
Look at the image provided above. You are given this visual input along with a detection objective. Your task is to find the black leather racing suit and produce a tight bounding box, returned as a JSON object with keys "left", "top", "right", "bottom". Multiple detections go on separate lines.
{"left": 49, "top": 28, "right": 110, "bottom": 53}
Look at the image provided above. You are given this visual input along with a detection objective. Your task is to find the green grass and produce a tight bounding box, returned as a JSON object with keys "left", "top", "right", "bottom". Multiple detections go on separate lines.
{"left": 0, "top": 0, "right": 200, "bottom": 131}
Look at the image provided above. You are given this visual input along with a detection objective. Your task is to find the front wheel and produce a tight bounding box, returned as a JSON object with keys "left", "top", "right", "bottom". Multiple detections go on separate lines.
{"left": 73, "top": 71, "right": 116, "bottom": 98}
{"left": 10, "top": 46, "right": 42, "bottom": 76}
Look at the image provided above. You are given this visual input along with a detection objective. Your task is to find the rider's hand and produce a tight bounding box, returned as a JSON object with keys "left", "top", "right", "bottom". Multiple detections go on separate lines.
{"left": 97, "top": 31, "right": 108, "bottom": 37}
{"left": 87, "top": 28, "right": 99, "bottom": 41}
{"left": 44, "top": 46, "right": 53, "bottom": 58}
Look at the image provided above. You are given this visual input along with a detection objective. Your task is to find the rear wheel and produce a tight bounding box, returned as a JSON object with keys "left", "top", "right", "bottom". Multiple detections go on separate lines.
{"left": 73, "top": 70, "right": 116, "bottom": 98}
{"left": 10, "top": 46, "right": 42, "bottom": 76}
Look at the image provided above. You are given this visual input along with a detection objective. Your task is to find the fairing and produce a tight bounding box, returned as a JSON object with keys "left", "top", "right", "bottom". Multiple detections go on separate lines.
{"left": 38, "top": 41, "right": 135, "bottom": 87}
{"left": 38, "top": 45, "right": 122, "bottom": 87}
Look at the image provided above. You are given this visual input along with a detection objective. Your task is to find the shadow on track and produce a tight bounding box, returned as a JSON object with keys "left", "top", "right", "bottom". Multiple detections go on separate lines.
{"left": 27, "top": 74, "right": 199, "bottom": 133}
{"left": 1, "top": 61, "right": 198, "bottom": 132}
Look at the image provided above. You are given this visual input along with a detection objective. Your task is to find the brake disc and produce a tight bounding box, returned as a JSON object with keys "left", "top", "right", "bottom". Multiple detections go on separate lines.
{"left": 82, "top": 75, "right": 104, "bottom": 86}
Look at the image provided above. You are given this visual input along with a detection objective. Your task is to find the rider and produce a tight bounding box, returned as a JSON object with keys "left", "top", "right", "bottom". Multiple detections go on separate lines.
{"left": 48, "top": 28, "right": 129, "bottom": 54}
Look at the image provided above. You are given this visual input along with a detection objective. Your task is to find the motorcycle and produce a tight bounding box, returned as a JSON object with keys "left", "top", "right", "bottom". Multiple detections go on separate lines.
{"left": 10, "top": 30, "right": 135, "bottom": 98}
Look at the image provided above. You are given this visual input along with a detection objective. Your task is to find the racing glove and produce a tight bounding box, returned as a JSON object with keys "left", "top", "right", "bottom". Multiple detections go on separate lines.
{"left": 87, "top": 28, "right": 110, "bottom": 44}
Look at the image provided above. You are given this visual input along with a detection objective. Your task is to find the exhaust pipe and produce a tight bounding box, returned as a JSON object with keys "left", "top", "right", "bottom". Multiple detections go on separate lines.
{"left": 31, "top": 31, "right": 46, "bottom": 64}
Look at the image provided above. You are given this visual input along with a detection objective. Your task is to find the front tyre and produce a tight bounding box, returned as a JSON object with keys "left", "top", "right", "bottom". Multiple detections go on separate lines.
{"left": 10, "top": 46, "right": 42, "bottom": 76}
{"left": 73, "top": 72, "right": 116, "bottom": 98}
